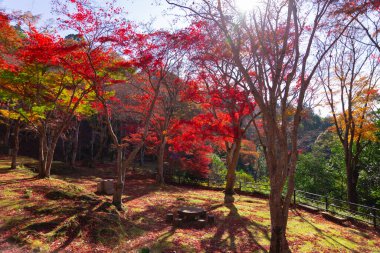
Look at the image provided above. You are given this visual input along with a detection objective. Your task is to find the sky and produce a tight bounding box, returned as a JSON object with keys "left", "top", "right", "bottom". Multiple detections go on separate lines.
{"left": 0, "top": 0, "right": 178, "bottom": 30}
{"left": 0, "top": 0, "right": 334, "bottom": 117}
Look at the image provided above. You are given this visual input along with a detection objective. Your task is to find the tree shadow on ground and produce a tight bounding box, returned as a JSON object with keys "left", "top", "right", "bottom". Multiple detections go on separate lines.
{"left": 292, "top": 209, "right": 360, "bottom": 252}
{"left": 1, "top": 177, "right": 110, "bottom": 252}
{"left": 0, "top": 176, "right": 38, "bottom": 186}
{"left": 0, "top": 168, "right": 15, "bottom": 174}
{"left": 121, "top": 179, "right": 188, "bottom": 204}
{"left": 5, "top": 196, "right": 101, "bottom": 240}
{"left": 128, "top": 202, "right": 184, "bottom": 232}
{"left": 0, "top": 216, "right": 35, "bottom": 233}
{"left": 202, "top": 203, "right": 269, "bottom": 252}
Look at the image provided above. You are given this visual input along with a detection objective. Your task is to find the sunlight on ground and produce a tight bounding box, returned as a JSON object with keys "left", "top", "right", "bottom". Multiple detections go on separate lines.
{"left": 0, "top": 157, "right": 379, "bottom": 252}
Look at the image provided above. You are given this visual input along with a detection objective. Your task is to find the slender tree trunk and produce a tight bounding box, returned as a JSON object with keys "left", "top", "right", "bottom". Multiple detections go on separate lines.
{"left": 112, "top": 147, "right": 124, "bottom": 209}
{"left": 101, "top": 108, "right": 125, "bottom": 209}
{"left": 90, "top": 126, "right": 96, "bottom": 167}
{"left": 38, "top": 128, "right": 47, "bottom": 178}
{"left": 123, "top": 143, "right": 144, "bottom": 171}
{"left": 61, "top": 138, "right": 69, "bottom": 165}
{"left": 111, "top": 130, "right": 155, "bottom": 207}
{"left": 44, "top": 146, "right": 55, "bottom": 178}
{"left": 94, "top": 122, "right": 106, "bottom": 162}
{"left": 108, "top": 80, "right": 161, "bottom": 209}
{"left": 254, "top": 153, "right": 259, "bottom": 180}
{"left": 10, "top": 119, "right": 20, "bottom": 170}
{"left": 224, "top": 138, "right": 242, "bottom": 203}
{"left": 1, "top": 121, "right": 11, "bottom": 154}
{"left": 94, "top": 137, "right": 105, "bottom": 162}
{"left": 70, "top": 120, "right": 80, "bottom": 168}
{"left": 140, "top": 145, "right": 145, "bottom": 166}
{"left": 40, "top": 138, "right": 59, "bottom": 178}
{"left": 1, "top": 102, "right": 11, "bottom": 154}
{"left": 38, "top": 126, "right": 62, "bottom": 178}
{"left": 112, "top": 142, "right": 143, "bottom": 209}
{"left": 156, "top": 137, "right": 166, "bottom": 184}
{"left": 97, "top": 105, "right": 128, "bottom": 209}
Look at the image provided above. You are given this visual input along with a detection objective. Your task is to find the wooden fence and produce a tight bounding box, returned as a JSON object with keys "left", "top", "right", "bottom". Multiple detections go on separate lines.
{"left": 165, "top": 174, "right": 379, "bottom": 228}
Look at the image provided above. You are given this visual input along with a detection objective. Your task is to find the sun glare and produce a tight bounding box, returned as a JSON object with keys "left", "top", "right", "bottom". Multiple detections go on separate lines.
{"left": 235, "top": 0, "right": 259, "bottom": 12}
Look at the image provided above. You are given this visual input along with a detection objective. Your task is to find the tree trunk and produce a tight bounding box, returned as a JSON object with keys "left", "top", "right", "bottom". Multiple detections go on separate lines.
{"left": 224, "top": 138, "right": 242, "bottom": 203}
{"left": 113, "top": 85, "right": 161, "bottom": 206}
{"left": 94, "top": 122, "right": 106, "bottom": 162}
{"left": 70, "top": 120, "right": 80, "bottom": 168}
{"left": 268, "top": 169, "right": 292, "bottom": 253}
{"left": 39, "top": 141, "right": 58, "bottom": 178}
{"left": 156, "top": 137, "right": 166, "bottom": 184}
{"left": 89, "top": 126, "right": 96, "bottom": 167}
{"left": 10, "top": 119, "right": 20, "bottom": 170}
{"left": 345, "top": 160, "right": 359, "bottom": 211}
{"left": 347, "top": 180, "right": 358, "bottom": 211}
{"left": 1, "top": 121, "right": 11, "bottom": 154}
{"left": 101, "top": 106, "right": 125, "bottom": 209}
{"left": 38, "top": 128, "right": 60, "bottom": 178}
{"left": 112, "top": 143, "right": 143, "bottom": 209}
{"left": 265, "top": 119, "right": 296, "bottom": 253}
{"left": 44, "top": 145, "right": 56, "bottom": 177}
{"left": 112, "top": 147, "right": 124, "bottom": 210}
{"left": 61, "top": 138, "right": 69, "bottom": 165}
{"left": 107, "top": 79, "right": 161, "bottom": 209}
{"left": 140, "top": 145, "right": 145, "bottom": 166}
{"left": 269, "top": 200, "right": 290, "bottom": 253}
{"left": 38, "top": 129, "right": 47, "bottom": 178}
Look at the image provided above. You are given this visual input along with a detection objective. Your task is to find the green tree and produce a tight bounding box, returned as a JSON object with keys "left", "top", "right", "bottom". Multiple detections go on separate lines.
{"left": 296, "top": 131, "right": 344, "bottom": 197}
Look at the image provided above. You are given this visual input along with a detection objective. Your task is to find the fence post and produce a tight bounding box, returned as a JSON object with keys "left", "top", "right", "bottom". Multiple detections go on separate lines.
{"left": 207, "top": 178, "right": 210, "bottom": 187}
{"left": 373, "top": 208, "right": 377, "bottom": 228}
{"left": 325, "top": 195, "right": 328, "bottom": 211}
{"left": 293, "top": 189, "right": 296, "bottom": 207}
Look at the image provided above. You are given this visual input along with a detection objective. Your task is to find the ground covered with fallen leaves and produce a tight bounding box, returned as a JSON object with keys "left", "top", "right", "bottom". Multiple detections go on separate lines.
{"left": 0, "top": 156, "right": 379, "bottom": 252}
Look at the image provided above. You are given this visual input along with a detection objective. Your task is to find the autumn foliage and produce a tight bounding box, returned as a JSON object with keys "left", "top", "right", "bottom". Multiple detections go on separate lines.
{"left": 0, "top": 1, "right": 379, "bottom": 252}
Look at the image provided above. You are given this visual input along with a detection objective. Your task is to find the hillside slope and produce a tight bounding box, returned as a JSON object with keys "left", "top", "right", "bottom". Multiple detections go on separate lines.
{"left": 0, "top": 157, "right": 379, "bottom": 252}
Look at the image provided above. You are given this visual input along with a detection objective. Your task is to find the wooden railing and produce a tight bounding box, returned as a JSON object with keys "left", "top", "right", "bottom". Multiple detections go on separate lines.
{"left": 164, "top": 174, "right": 379, "bottom": 228}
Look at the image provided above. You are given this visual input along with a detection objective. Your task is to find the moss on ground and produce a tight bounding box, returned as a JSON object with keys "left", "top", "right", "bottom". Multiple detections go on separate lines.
{"left": 46, "top": 215, "right": 81, "bottom": 240}
{"left": 187, "top": 198, "right": 206, "bottom": 204}
{"left": 88, "top": 212, "right": 132, "bottom": 247}
{"left": 0, "top": 156, "right": 379, "bottom": 252}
